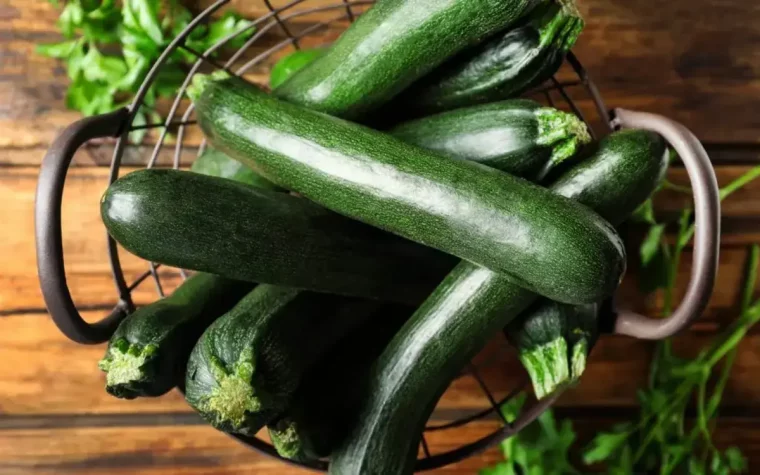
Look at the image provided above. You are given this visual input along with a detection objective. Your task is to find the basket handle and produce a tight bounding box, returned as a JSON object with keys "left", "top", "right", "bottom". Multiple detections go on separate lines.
{"left": 610, "top": 108, "right": 721, "bottom": 340}
{"left": 36, "top": 108, "right": 132, "bottom": 344}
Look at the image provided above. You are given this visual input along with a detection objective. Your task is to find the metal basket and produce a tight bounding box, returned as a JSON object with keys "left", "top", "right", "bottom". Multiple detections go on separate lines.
{"left": 35, "top": 0, "right": 721, "bottom": 471}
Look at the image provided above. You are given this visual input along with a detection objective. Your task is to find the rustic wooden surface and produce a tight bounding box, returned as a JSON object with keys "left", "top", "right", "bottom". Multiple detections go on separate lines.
{"left": 3, "top": 0, "right": 760, "bottom": 473}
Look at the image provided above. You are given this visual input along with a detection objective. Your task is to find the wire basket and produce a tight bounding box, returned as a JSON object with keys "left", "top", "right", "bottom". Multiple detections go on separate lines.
{"left": 36, "top": 0, "right": 722, "bottom": 471}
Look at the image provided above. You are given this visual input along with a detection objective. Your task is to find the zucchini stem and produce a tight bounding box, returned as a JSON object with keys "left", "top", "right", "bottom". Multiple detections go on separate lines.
{"left": 535, "top": 108, "right": 591, "bottom": 165}
{"left": 200, "top": 351, "right": 268, "bottom": 434}
{"left": 518, "top": 338, "right": 569, "bottom": 399}
{"left": 269, "top": 418, "right": 307, "bottom": 461}
{"left": 98, "top": 338, "right": 158, "bottom": 398}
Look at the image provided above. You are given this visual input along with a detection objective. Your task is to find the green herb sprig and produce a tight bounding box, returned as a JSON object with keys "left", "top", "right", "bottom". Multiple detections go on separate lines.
{"left": 481, "top": 164, "right": 760, "bottom": 475}
{"left": 37, "top": 0, "right": 254, "bottom": 142}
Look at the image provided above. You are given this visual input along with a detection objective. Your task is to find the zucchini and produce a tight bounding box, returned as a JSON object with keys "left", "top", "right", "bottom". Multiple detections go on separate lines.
{"left": 269, "top": 48, "right": 326, "bottom": 90}
{"left": 98, "top": 274, "right": 253, "bottom": 399}
{"left": 273, "top": 0, "right": 540, "bottom": 119}
{"left": 503, "top": 129, "right": 668, "bottom": 397}
{"left": 330, "top": 129, "right": 668, "bottom": 475}
{"left": 191, "top": 72, "right": 625, "bottom": 306}
{"left": 184, "top": 285, "right": 376, "bottom": 436}
{"left": 191, "top": 145, "right": 280, "bottom": 190}
{"left": 268, "top": 305, "right": 410, "bottom": 461}
{"left": 505, "top": 301, "right": 598, "bottom": 399}
{"left": 101, "top": 169, "right": 454, "bottom": 304}
{"left": 390, "top": 99, "right": 590, "bottom": 180}
{"left": 392, "top": 0, "right": 584, "bottom": 114}
{"left": 98, "top": 141, "right": 276, "bottom": 400}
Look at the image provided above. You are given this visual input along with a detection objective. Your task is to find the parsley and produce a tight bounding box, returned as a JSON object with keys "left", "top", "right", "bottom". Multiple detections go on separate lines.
{"left": 38, "top": 0, "right": 254, "bottom": 143}
{"left": 482, "top": 165, "right": 760, "bottom": 474}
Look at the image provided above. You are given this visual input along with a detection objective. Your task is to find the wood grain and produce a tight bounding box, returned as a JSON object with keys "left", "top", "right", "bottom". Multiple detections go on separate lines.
{"left": 4, "top": 309, "right": 760, "bottom": 416}
{"left": 1, "top": 417, "right": 757, "bottom": 475}
{"left": 4, "top": 0, "right": 760, "bottom": 148}
{"left": 6, "top": 163, "right": 760, "bottom": 314}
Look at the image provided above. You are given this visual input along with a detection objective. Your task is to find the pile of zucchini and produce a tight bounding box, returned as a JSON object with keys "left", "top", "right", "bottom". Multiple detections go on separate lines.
{"left": 98, "top": 0, "right": 669, "bottom": 473}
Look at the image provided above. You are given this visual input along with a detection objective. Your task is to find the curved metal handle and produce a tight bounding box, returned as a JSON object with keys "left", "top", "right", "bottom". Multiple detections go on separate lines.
{"left": 611, "top": 108, "right": 721, "bottom": 340}
{"left": 36, "top": 108, "right": 132, "bottom": 344}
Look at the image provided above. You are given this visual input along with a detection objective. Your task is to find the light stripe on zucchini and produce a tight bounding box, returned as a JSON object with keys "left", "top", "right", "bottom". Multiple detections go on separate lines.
{"left": 273, "top": 0, "right": 541, "bottom": 119}
{"left": 191, "top": 72, "right": 625, "bottom": 306}
{"left": 330, "top": 130, "right": 668, "bottom": 475}
{"left": 391, "top": 0, "right": 584, "bottom": 114}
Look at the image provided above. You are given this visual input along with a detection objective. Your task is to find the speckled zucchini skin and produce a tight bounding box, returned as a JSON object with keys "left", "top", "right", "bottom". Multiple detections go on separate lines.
{"left": 193, "top": 73, "right": 626, "bottom": 306}
{"left": 101, "top": 169, "right": 454, "bottom": 305}
{"left": 394, "top": 0, "right": 584, "bottom": 114}
{"left": 330, "top": 130, "right": 668, "bottom": 475}
{"left": 390, "top": 99, "right": 591, "bottom": 180}
{"left": 184, "top": 285, "right": 376, "bottom": 436}
{"left": 267, "top": 305, "right": 410, "bottom": 462}
{"left": 273, "top": 0, "right": 540, "bottom": 119}
{"left": 98, "top": 273, "right": 253, "bottom": 399}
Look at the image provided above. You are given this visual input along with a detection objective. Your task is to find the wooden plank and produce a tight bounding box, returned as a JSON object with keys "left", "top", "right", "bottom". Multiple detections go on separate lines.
{"left": 0, "top": 166, "right": 189, "bottom": 314}
{"left": 5, "top": 0, "right": 760, "bottom": 149}
{"left": 0, "top": 417, "right": 757, "bottom": 475}
{"left": 4, "top": 309, "right": 760, "bottom": 415}
{"left": 4, "top": 163, "right": 760, "bottom": 313}
{"left": 0, "top": 423, "right": 501, "bottom": 475}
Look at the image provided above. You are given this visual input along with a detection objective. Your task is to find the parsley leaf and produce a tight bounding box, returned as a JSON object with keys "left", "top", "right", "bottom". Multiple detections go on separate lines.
{"left": 39, "top": 0, "right": 255, "bottom": 142}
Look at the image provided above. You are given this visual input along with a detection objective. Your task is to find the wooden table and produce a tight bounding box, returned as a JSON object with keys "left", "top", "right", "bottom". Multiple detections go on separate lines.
{"left": 2, "top": 0, "right": 760, "bottom": 473}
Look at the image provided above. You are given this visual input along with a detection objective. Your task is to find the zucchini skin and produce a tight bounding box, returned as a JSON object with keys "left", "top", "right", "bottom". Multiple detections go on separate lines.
{"left": 330, "top": 130, "right": 668, "bottom": 475}
{"left": 394, "top": 0, "right": 584, "bottom": 114}
{"left": 503, "top": 129, "right": 668, "bottom": 397}
{"left": 191, "top": 145, "right": 281, "bottom": 191}
{"left": 273, "top": 0, "right": 540, "bottom": 119}
{"left": 184, "top": 285, "right": 375, "bottom": 436}
{"left": 390, "top": 99, "right": 591, "bottom": 180}
{"left": 193, "top": 73, "right": 626, "bottom": 306}
{"left": 267, "top": 305, "right": 410, "bottom": 461}
{"left": 101, "top": 169, "right": 454, "bottom": 305}
{"left": 269, "top": 48, "right": 327, "bottom": 90}
{"left": 98, "top": 274, "right": 253, "bottom": 399}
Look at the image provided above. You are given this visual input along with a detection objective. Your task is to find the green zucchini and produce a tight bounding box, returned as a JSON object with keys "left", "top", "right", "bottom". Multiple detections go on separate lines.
{"left": 101, "top": 169, "right": 454, "bottom": 304}
{"left": 273, "top": 0, "right": 540, "bottom": 119}
{"left": 184, "top": 285, "right": 376, "bottom": 436}
{"left": 392, "top": 0, "right": 583, "bottom": 115}
{"left": 267, "top": 305, "right": 410, "bottom": 461}
{"left": 330, "top": 129, "right": 668, "bottom": 475}
{"left": 269, "top": 48, "right": 326, "bottom": 90}
{"left": 98, "top": 142, "right": 275, "bottom": 400}
{"left": 98, "top": 274, "right": 253, "bottom": 399}
{"left": 191, "top": 145, "right": 280, "bottom": 190}
{"left": 191, "top": 72, "right": 625, "bottom": 306}
{"left": 390, "top": 99, "right": 590, "bottom": 180}
{"left": 503, "top": 129, "right": 668, "bottom": 397}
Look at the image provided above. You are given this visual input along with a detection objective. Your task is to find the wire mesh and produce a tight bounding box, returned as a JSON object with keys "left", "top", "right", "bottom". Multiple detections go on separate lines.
{"left": 97, "top": 0, "right": 612, "bottom": 470}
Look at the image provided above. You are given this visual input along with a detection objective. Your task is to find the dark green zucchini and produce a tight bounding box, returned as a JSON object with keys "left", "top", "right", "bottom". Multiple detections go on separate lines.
{"left": 184, "top": 285, "right": 376, "bottom": 436}
{"left": 273, "top": 0, "right": 540, "bottom": 119}
{"left": 269, "top": 48, "right": 326, "bottom": 90}
{"left": 390, "top": 99, "right": 590, "bottom": 180}
{"left": 98, "top": 274, "right": 253, "bottom": 399}
{"left": 101, "top": 169, "right": 455, "bottom": 305}
{"left": 191, "top": 145, "right": 280, "bottom": 190}
{"left": 330, "top": 129, "right": 668, "bottom": 475}
{"left": 501, "top": 129, "right": 668, "bottom": 397}
{"left": 267, "top": 305, "right": 410, "bottom": 461}
{"left": 391, "top": 0, "right": 583, "bottom": 115}
{"left": 191, "top": 72, "right": 625, "bottom": 306}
